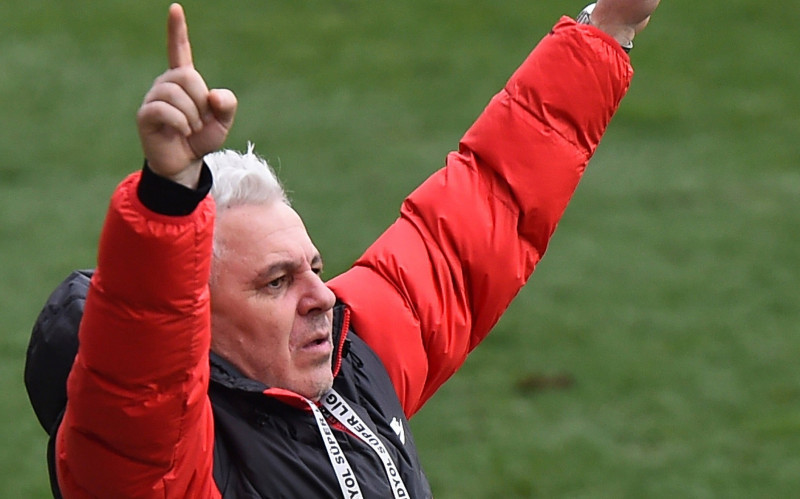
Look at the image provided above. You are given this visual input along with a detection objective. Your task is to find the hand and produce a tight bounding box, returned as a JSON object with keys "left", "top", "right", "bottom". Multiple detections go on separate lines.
{"left": 590, "top": 0, "right": 660, "bottom": 48}
{"left": 136, "top": 3, "right": 237, "bottom": 188}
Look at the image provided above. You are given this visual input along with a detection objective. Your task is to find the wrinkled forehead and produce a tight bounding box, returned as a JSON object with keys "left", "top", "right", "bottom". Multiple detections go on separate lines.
{"left": 213, "top": 201, "right": 318, "bottom": 264}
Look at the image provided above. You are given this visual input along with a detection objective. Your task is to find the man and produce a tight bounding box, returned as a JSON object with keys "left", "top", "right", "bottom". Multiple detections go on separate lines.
{"left": 29, "top": 1, "right": 659, "bottom": 496}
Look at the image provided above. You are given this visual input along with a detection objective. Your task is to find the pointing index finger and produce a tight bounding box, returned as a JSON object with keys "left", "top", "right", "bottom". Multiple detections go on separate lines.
{"left": 167, "top": 3, "right": 193, "bottom": 69}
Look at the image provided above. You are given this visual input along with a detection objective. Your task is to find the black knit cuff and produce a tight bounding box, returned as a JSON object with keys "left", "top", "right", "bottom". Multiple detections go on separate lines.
{"left": 137, "top": 161, "right": 213, "bottom": 216}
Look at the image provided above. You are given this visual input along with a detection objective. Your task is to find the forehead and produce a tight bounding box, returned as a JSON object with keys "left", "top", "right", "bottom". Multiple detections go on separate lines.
{"left": 215, "top": 202, "right": 317, "bottom": 263}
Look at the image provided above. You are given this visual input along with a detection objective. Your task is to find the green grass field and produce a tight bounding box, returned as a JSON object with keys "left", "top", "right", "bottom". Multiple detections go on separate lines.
{"left": 3, "top": 0, "right": 799, "bottom": 497}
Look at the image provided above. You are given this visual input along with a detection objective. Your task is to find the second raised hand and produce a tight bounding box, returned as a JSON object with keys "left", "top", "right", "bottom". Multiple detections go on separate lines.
{"left": 589, "top": 0, "right": 660, "bottom": 49}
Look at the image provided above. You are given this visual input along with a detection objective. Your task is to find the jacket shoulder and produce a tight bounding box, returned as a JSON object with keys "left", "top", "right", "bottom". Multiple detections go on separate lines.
{"left": 25, "top": 269, "right": 94, "bottom": 434}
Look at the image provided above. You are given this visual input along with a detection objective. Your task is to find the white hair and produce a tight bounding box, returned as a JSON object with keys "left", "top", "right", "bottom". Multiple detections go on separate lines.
{"left": 205, "top": 142, "right": 289, "bottom": 213}
{"left": 204, "top": 143, "right": 289, "bottom": 282}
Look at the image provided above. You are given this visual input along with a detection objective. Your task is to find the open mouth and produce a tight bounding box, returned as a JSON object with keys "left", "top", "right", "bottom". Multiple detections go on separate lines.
{"left": 301, "top": 335, "right": 331, "bottom": 351}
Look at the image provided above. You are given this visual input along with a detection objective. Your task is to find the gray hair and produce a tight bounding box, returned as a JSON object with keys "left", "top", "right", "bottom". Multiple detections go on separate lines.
{"left": 204, "top": 143, "right": 289, "bottom": 282}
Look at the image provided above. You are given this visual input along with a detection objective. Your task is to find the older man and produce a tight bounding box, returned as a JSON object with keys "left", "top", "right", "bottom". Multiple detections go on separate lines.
{"left": 29, "top": 1, "right": 659, "bottom": 497}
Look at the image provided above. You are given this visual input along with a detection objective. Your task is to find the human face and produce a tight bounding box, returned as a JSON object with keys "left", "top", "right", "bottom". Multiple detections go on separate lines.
{"left": 209, "top": 201, "right": 336, "bottom": 401}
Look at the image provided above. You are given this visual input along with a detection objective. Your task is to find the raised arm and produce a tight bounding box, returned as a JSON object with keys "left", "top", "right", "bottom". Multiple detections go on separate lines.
{"left": 56, "top": 4, "right": 231, "bottom": 497}
{"left": 329, "top": 0, "right": 660, "bottom": 417}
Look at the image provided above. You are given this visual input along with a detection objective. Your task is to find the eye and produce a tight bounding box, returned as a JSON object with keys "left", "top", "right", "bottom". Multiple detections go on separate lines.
{"left": 312, "top": 266, "right": 323, "bottom": 276}
{"left": 264, "top": 275, "right": 288, "bottom": 291}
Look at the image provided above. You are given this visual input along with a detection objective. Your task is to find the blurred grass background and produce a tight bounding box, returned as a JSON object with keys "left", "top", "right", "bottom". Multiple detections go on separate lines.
{"left": 3, "top": 0, "right": 799, "bottom": 497}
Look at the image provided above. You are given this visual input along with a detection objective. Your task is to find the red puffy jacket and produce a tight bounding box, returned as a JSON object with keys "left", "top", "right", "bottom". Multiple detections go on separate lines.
{"left": 56, "top": 18, "right": 632, "bottom": 497}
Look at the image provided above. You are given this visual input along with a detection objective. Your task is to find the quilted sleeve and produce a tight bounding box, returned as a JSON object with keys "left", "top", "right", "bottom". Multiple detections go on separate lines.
{"left": 328, "top": 18, "right": 633, "bottom": 417}
{"left": 56, "top": 172, "right": 220, "bottom": 498}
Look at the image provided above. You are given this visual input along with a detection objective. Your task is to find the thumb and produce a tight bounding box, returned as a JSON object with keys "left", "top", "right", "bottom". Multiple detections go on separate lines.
{"left": 208, "top": 88, "right": 238, "bottom": 130}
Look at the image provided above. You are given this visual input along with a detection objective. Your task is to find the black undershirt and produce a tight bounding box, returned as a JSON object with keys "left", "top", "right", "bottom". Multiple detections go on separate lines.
{"left": 137, "top": 161, "right": 212, "bottom": 216}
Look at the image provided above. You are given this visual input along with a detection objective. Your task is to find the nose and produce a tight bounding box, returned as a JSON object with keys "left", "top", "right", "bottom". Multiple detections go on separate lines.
{"left": 298, "top": 271, "right": 336, "bottom": 316}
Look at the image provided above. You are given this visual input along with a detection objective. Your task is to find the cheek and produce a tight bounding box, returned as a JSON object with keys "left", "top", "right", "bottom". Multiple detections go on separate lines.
{"left": 241, "top": 297, "right": 296, "bottom": 346}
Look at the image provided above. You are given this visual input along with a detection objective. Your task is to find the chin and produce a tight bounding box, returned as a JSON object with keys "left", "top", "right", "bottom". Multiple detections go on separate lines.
{"left": 303, "top": 375, "right": 334, "bottom": 401}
